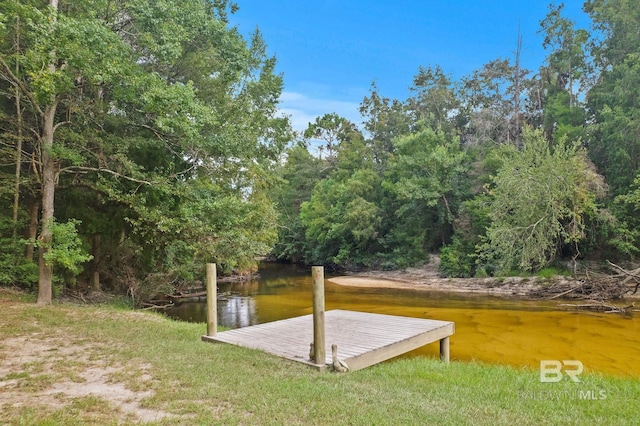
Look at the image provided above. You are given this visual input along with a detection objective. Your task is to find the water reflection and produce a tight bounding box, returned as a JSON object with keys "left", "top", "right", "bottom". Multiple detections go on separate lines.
{"left": 166, "top": 263, "right": 308, "bottom": 326}
{"left": 219, "top": 295, "right": 255, "bottom": 329}
{"left": 165, "top": 263, "right": 640, "bottom": 377}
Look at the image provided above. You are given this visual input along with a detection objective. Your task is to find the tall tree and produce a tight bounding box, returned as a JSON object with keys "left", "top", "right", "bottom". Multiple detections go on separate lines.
{"left": 269, "top": 143, "right": 324, "bottom": 263}
{"left": 538, "top": 3, "right": 590, "bottom": 142}
{"left": 0, "top": 0, "right": 104, "bottom": 303}
{"left": 383, "top": 127, "right": 468, "bottom": 263}
{"left": 300, "top": 168, "right": 382, "bottom": 268}
{"left": 303, "top": 113, "right": 357, "bottom": 164}
{"left": 585, "top": 0, "right": 640, "bottom": 195}
{"left": 408, "top": 65, "right": 461, "bottom": 135}
{"left": 0, "top": 0, "right": 289, "bottom": 302}
{"left": 459, "top": 58, "right": 531, "bottom": 147}
{"left": 359, "top": 82, "right": 411, "bottom": 170}
{"left": 299, "top": 117, "right": 380, "bottom": 268}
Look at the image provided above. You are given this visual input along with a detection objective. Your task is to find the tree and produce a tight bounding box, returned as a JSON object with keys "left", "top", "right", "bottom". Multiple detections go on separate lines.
{"left": 269, "top": 144, "right": 324, "bottom": 263}
{"left": 299, "top": 118, "right": 381, "bottom": 268}
{"left": 382, "top": 127, "right": 468, "bottom": 265}
{"left": 459, "top": 58, "right": 532, "bottom": 147}
{"left": 0, "top": 0, "right": 132, "bottom": 303}
{"left": 303, "top": 113, "right": 358, "bottom": 164}
{"left": 359, "top": 82, "right": 411, "bottom": 170}
{"left": 408, "top": 65, "right": 461, "bottom": 135}
{"left": 300, "top": 168, "right": 382, "bottom": 268}
{"left": 538, "top": 3, "right": 590, "bottom": 142}
{"left": 0, "top": 0, "right": 290, "bottom": 302}
{"left": 612, "top": 173, "right": 640, "bottom": 256}
{"left": 481, "top": 128, "right": 606, "bottom": 274}
{"left": 438, "top": 195, "right": 492, "bottom": 277}
{"left": 585, "top": 0, "right": 640, "bottom": 195}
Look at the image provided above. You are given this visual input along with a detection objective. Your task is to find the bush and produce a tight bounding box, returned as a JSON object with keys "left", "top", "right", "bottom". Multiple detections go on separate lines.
{"left": 439, "top": 237, "right": 474, "bottom": 277}
{"left": 0, "top": 224, "right": 38, "bottom": 290}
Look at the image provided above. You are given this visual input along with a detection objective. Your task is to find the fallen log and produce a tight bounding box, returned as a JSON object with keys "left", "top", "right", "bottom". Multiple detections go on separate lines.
{"left": 168, "top": 290, "right": 208, "bottom": 300}
{"left": 528, "top": 272, "right": 632, "bottom": 301}
{"left": 546, "top": 285, "right": 581, "bottom": 300}
{"left": 606, "top": 261, "right": 640, "bottom": 294}
{"left": 558, "top": 301, "right": 635, "bottom": 314}
{"left": 141, "top": 302, "right": 174, "bottom": 310}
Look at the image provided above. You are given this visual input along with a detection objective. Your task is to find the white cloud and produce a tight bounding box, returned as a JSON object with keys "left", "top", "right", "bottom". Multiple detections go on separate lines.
{"left": 277, "top": 91, "right": 363, "bottom": 132}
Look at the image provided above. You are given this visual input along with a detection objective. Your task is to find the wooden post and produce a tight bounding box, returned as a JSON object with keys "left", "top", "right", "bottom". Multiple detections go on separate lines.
{"left": 439, "top": 336, "right": 450, "bottom": 363}
{"left": 206, "top": 263, "right": 217, "bottom": 336}
{"left": 312, "top": 266, "right": 325, "bottom": 365}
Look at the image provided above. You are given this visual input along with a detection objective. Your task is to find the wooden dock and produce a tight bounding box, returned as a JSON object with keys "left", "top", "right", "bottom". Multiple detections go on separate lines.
{"left": 201, "top": 309, "right": 455, "bottom": 371}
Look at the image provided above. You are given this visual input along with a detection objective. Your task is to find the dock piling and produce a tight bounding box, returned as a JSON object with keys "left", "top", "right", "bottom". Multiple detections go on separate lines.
{"left": 206, "top": 263, "right": 217, "bottom": 336}
{"left": 312, "top": 266, "right": 326, "bottom": 365}
{"left": 439, "top": 336, "right": 450, "bottom": 363}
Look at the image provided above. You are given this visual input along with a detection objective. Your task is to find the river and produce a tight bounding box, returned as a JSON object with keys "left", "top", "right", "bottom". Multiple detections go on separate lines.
{"left": 165, "top": 263, "right": 640, "bottom": 377}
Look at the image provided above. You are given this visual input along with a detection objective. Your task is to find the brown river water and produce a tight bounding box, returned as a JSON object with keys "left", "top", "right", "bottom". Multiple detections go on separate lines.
{"left": 166, "top": 263, "right": 640, "bottom": 377}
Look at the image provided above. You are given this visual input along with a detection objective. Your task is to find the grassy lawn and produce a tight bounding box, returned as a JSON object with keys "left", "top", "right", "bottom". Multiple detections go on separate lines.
{"left": 1, "top": 288, "right": 638, "bottom": 425}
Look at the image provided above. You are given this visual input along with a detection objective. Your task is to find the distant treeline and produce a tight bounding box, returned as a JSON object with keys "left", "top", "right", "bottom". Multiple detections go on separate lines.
{"left": 269, "top": 2, "right": 640, "bottom": 276}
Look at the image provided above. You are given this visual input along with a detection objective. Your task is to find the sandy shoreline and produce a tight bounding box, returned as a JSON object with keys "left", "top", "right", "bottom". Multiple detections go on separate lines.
{"left": 325, "top": 256, "right": 552, "bottom": 297}
{"left": 327, "top": 275, "right": 546, "bottom": 297}
{"left": 328, "top": 271, "right": 640, "bottom": 301}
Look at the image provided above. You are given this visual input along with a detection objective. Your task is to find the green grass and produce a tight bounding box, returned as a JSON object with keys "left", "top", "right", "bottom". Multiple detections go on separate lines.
{"left": 536, "top": 267, "right": 572, "bottom": 279}
{"left": 1, "top": 289, "right": 638, "bottom": 425}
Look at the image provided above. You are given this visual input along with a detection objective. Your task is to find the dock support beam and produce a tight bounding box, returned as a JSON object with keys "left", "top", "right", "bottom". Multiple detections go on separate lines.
{"left": 312, "top": 266, "right": 326, "bottom": 365}
{"left": 439, "top": 336, "right": 450, "bottom": 363}
{"left": 206, "top": 263, "right": 217, "bottom": 336}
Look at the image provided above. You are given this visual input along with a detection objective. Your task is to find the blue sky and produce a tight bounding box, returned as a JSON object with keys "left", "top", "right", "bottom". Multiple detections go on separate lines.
{"left": 231, "top": 1, "right": 591, "bottom": 132}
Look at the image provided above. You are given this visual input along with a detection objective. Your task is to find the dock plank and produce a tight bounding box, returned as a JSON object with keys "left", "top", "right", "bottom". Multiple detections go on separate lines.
{"left": 202, "top": 309, "right": 454, "bottom": 371}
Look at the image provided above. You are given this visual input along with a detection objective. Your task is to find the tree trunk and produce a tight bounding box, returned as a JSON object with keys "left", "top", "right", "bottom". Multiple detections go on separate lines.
{"left": 513, "top": 29, "right": 523, "bottom": 149}
{"left": 25, "top": 198, "right": 39, "bottom": 260}
{"left": 12, "top": 31, "right": 23, "bottom": 237}
{"left": 568, "top": 57, "right": 573, "bottom": 109}
{"left": 37, "top": 103, "right": 58, "bottom": 305}
{"left": 90, "top": 234, "right": 101, "bottom": 292}
{"left": 37, "top": 0, "right": 60, "bottom": 305}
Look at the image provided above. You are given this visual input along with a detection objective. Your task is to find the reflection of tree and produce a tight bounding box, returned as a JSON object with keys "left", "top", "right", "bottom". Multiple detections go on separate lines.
{"left": 218, "top": 280, "right": 260, "bottom": 297}
{"left": 219, "top": 296, "right": 257, "bottom": 329}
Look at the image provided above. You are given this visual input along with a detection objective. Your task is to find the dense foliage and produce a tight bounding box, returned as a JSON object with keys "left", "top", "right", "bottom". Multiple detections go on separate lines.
{"left": 3, "top": 1, "right": 640, "bottom": 304}
{"left": 271, "top": 2, "right": 640, "bottom": 274}
{"left": 480, "top": 129, "right": 607, "bottom": 274}
{"left": 0, "top": 0, "right": 289, "bottom": 304}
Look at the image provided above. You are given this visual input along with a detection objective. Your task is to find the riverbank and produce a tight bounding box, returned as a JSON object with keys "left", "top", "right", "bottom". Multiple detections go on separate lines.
{"left": 328, "top": 256, "right": 640, "bottom": 301}
{"left": 1, "top": 288, "right": 638, "bottom": 424}
{"left": 328, "top": 274, "right": 549, "bottom": 297}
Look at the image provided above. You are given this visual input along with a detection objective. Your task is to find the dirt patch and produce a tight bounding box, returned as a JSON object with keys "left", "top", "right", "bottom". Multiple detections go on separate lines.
{"left": 0, "top": 333, "right": 176, "bottom": 423}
